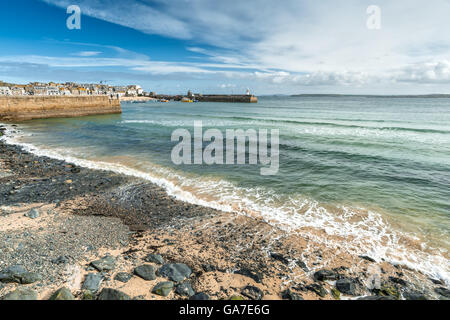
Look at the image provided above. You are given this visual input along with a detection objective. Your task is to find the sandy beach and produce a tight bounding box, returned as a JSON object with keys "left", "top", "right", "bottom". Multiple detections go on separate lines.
{"left": 1, "top": 124, "right": 449, "bottom": 301}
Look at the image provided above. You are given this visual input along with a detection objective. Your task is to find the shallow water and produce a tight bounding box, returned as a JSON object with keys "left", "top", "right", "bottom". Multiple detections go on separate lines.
{"left": 3, "top": 95, "right": 450, "bottom": 282}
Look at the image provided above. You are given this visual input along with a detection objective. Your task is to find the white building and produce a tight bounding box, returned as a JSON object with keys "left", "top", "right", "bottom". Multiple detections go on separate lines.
{"left": 0, "top": 87, "right": 12, "bottom": 95}
{"left": 127, "top": 85, "right": 143, "bottom": 96}
{"left": 47, "top": 86, "right": 60, "bottom": 96}
{"left": 32, "top": 86, "right": 48, "bottom": 96}
{"left": 11, "top": 87, "right": 25, "bottom": 96}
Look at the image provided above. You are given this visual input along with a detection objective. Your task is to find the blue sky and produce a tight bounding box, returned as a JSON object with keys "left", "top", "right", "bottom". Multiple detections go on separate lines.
{"left": 1, "top": 0, "right": 450, "bottom": 94}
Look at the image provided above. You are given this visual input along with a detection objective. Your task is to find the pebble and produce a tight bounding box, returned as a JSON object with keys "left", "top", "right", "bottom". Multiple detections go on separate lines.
{"left": 97, "top": 288, "right": 131, "bottom": 300}
{"left": 144, "top": 253, "right": 165, "bottom": 265}
{"left": 49, "top": 287, "right": 75, "bottom": 300}
{"left": 313, "top": 269, "right": 338, "bottom": 281}
{"left": 158, "top": 263, "right": 191, "bottom": 282}
{"left": 2, "top": 288, "right": 38, "bottom": 300}
{"left": 114, "top": 272, "right": 132, "bottom": 283}
{"left": 175, "top": 282, "right": 195, "bottom": 297}
{"left": 152, "top": 281, "right": 174, "bottom": 297}
{"left": 134, "top": 265, "right": 156, "bottom": 281}
{"left": 189, "top": 293, "right": 210, "bottom": 300}
{"left": 82, "top": 273, "right": 103, "bottom": 293}
{"left": 90, "top": 256, "right": 115, "bottom": 272}
{"left": 241, "top": 286, "right": 264, "bottom": 300}
{"left": 335, "top": 278, "right": 357, "bottom": 295}
{"left": 25, "top": 208, "right": 40, "bottom": 219}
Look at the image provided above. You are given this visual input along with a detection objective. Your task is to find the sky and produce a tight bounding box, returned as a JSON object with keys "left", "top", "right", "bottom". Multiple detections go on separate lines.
{"left": 1, "top": 0, "right": 450, "bottom": 95}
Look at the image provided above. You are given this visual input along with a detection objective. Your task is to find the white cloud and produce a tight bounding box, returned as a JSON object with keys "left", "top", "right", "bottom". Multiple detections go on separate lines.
{"left": 75, "top": 51, "right": 102, "bottom": 57}
{"left": 41, "top": 0, "right": 191, "bottom": 39}
{"left": 394, "top": 60, "right": 450, "bottom": 84}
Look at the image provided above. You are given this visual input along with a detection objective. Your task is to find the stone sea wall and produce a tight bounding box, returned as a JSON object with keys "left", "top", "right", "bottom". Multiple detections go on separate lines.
{"left": 196, "top": 95, "right": 258, "bottom": 103}
{"left": 0, "top": 96, "right": 122, "bottom": 121}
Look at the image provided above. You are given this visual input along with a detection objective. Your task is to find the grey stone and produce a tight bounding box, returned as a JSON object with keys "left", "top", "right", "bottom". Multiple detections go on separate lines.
{"left": 51, "top": 256, "right": 69, "bottom": 265}
{"left": 144, "top": 253, "right": 165, "bottom": 265}
{"left": 2, "top": 288, "right": 38, "bottom": 300}
{"left": 0, "top": 265, "right": 27, "bottom": 283}
{"left": 313, "top": 269, "right": 338, "bottom": 281}
{"left": 49, "top": 287, "right": 75, "bottom": 300}
{"left": 158, "top": 263, "right": 192, "bottom": 282}
{"left": 357, "top": 295, "right": 396, "bottom": 300}
{"left": 307, "top": 284, "right": 328, "bottom": 298}
{"left": 189, "top": 293, "right": 210, "bottom": 300}
{"left": 134, "top": 265, "right": 156, "bottom": 281}
{"left": 97, "top": 288, "right": 131, "bottom": 300}
{"left": 18, "top": 272, "right": 42, "bottom": 284}
{"left": 270, "top": 253, "right": 289, "bottom": 265}
{"left": 90, "top": 256, "right": 115, "bottom": 272}
{"left": 403, "top": 290, "right": 427, "bottom": 300}
{"left": 282, "top": 289, "right": 304, "bottom": 300}
{"left": 4, "top": 265, "right": 27, "bottom": 275}
{"left": 152, "top": 281, "right": 174, "bottom": 297}
{"left": 82, "top": 273, "right": 103, "bottom": 292}
{"left": 359, "top": 255, "right": 376, "bottom": 263}
{"left": 234, "top": 268, "right": 263, "bottom": 283}
{"left": 25, "top": 208, "right": 40, "bottom": 219}
{"left": 176, "top": 282, "right": 195, "bottom": 297}
{"left": 241, "top": 286, "right": 264, "bottom": 300}
{"left": 336, "top": 278, "right": 357, "bottom": 295}
{"left": 435, "top": 287, "right": 450, "bottom": 298}
{"left": 295, "top": 260, "right": 309, "bottom": 272}
{"left": 389, "top": 276, "right": 408, "bottom": 286}
{"left": 114, "top": 272, "right": 132, "bottom": 283}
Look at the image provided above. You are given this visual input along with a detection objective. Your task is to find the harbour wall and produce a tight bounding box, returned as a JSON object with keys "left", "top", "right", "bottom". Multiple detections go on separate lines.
{"left": 0, "top": 96, "right": 122, "bottom": 122}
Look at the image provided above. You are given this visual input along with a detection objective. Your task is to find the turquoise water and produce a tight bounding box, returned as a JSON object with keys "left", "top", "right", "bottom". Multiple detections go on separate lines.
{"left": 4, "top": 96, "right": 450, "bottom": 280}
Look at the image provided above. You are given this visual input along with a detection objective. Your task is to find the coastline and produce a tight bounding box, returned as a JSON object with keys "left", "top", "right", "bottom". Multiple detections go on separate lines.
{"left": 0, "top": 124, "right": 449, "bottom": 300}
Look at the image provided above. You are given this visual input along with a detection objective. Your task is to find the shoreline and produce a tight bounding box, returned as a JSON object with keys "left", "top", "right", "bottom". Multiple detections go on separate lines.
{"left": 1, "top": 124, "right": 449, "bottom": 300}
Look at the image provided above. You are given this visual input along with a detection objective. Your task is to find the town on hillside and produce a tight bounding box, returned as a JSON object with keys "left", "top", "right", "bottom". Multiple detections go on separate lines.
{"left": 0, "top": 81, "right": 151, "bottom": 98}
